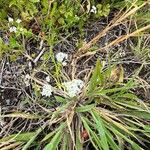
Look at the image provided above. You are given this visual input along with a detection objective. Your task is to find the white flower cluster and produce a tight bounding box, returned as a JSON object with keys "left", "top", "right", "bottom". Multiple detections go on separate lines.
{"left": 8, "top": 17, "right": 22, "bottom": 23}
{"left": 40, "top": 79, "right": 84, "bottom": 98}
{"left": 41, "top": 84, "right": 53, "bottom": 97}
{"left": 56, "top": 52, "right": 68, "bottom": 66}
{"left": 8, "top": 17, "right": 13, "bottom": 22}
{"left": 9, "top": 26, "right": 17, "bottom": 33}
{"left": 46, "top": 76, "right": 50, "bottom": 82}
{"left": 8, "top": 17, "right": 22, "bottom": 33}
{"left": 16, "top": 19, "right": 22, "bottom": 24}
{"left": 63, "top": 79, "right": 84, "bottom": 97}
{"left": 90, "top": 6, "right": 97, "bottom": 14}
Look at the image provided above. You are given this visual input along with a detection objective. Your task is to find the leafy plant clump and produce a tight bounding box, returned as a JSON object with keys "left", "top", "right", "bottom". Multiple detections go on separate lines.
{"left": 0, "top": 0, "right": 111, "bottom": 58}
{"left": 0, "top": 60, "right": 150, "bottom": 149}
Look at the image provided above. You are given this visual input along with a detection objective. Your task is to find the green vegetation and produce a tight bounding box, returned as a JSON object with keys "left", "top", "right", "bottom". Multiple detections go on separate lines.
{"left": 0, "top": 0, "right": 111, "bottom": 58}
{"left": 0, "top": 0, "right": 150, "bottom": 150}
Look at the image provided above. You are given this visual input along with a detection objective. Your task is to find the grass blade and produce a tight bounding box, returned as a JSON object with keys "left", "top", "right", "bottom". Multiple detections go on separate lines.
{"left": 91, "top": 110, "right": 109, "bottom": 150}
{"left": 88, "top": 59, "right": 103, "bottom": 93}
{"left": 43, "top": 126, "right": 64, "bottom": 150}
{"left": 75, "top": 104, "right": 95, "bottom": 112}
{"left": 81, "top": 116, "right": 100, "bottom": 150}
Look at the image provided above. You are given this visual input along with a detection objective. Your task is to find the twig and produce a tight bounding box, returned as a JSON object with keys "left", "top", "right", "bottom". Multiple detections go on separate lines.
{"left": 33, "top": 47, "right": 45, "bottom": 64}
{"left": 95, "top": 24, "right": 150, "bottom": 53}
{"left": 0, "top": 58, "right": 6, "bottom": 85}
{"left": 0, "top": 85, "right": 21, "bottom": 91}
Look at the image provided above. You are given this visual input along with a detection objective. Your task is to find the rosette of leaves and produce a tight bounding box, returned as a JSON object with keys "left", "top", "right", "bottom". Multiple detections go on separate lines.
{"left": 0, "top": 60, "right": 150, "bottom": 149}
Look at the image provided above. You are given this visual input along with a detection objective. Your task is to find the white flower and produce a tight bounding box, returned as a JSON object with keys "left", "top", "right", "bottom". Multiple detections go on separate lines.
{"left": 62, "top": 61, "right": 67, "bottom": 66}
{"left": 41, "top": 84, "right": 53, "bottom": 97}
{"left": 25, "top": 74, "right": 30, "bottom": 79}
{"left": 46, "top": 76, "right": 50, "bottom": 82}
{"left": 8, "top": 17, "right": 14, "bottom": 22}
{"left": 16, "top": 19, "right": 22, "bottom": 24}
{"left": 90, "top": 6, "right": 97, "bottom": 14}
{"left": 9, "top": 26, "right": 17, "bottom": 33}
{"left": 56, "top": 52, "right": 68, "bottom": 66}
{"left": 24, "top": 74, "right": 30, "bottom": 86}
{"left": 63, "top": 79, "right": 84, "bottom": 97}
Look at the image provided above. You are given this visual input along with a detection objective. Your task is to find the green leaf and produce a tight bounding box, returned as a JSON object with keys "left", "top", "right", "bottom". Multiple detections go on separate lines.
{"left": 0, "top": 132, "right": 36, "bottom": 142}
{"left": 106, "top": 130, "right": 121, "bottom": 150}
{"left": 114, "top": 101, "right": 145, "bottom": 111}
{"left": 58, "top": 17, "right": 65, "bottom": 25}
{"left": 91, "top": 111, "right": 109, "bottom": 150}
{"left": 0, "top": 38, "right": 3, "bottom": 52}
{"left": 9, "top": 37, "right": 20, "bottom": 48}
{"left": 110, "top": 127, "right": 143, "bottom": 150}
{"left": 143, "top": 125, "right": 150, "bottom": 132}
{"left": 116, "top": 93, "right": 138, "bottom": 100}
{"left": 81, "top": 117, "right": 99, "bottom": 150}
{"left": 95, "top": 80, "right": 136, "bottom": 95}
{"left": 62, "top": 133, "right": 69, "bottom": 150}
{"left": 55, "top": 96, "right": 67, "bottom": 103}
{"left": 75, "top": 104, "right": 95, "bottom": 112}
{"left": 43, "top": 127, "right": 64, "bottom": 150}
{"left": 22, "top": 123, "right": 47, "bottom": 150}
{"left": 121, "top": 110, "right": 150, "bottom": 119}
{"left": 42, "top": 123, "right": 66, "bottom": 142}
{"left": 29, "top": 0, "right": 39, "bottom": 3}
{"left": 88, "top": 59, "right": 103, "bottom": 93}
{"left": 76, "top": 132, "right": 83, "bottom": 150}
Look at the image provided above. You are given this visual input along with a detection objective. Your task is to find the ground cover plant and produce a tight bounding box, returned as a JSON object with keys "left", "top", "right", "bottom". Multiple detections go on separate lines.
{"left": 0, "top": 0, "right": 150, "bottom": 149}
